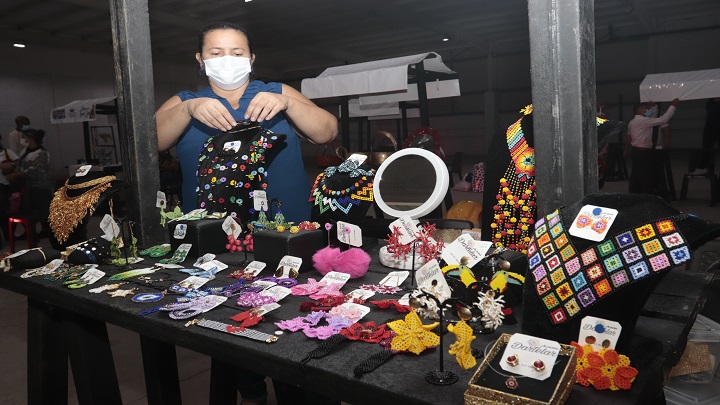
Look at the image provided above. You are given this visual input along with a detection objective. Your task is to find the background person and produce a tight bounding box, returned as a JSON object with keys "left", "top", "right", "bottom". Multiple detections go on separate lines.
{"left": 7, "top": 115, "right": 30, "bottom": 156}
{"left": 625, "top": 98, "right": 679, "bottom": 195}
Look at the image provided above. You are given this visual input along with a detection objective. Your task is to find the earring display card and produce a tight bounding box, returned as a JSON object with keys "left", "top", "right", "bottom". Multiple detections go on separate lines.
{"left": 389, "top": 216, "right": 420, "bottom": 245}
{"left": 499, "top": 333, "right": 561, "bottom": 381}
{"left": 379, "top": 271, "right": 409, "bottom": 287}
{"left": 465, "top": 333, "right": 576, "bottom": 405}
{"left": 568, "top": 205, "right": 619, "bottom": 242}
{"left": 243, "top": 261, "right": 267, "bottom": 277}
{"left": 578, "top": 316, "right": 621, "bottom": 351}
{"left": 276, "top": 256, "right": 302, "bottom": 278}
{"left": 441, "top": 234, "right": 493, "bottom": 267}
{"left": 319, "top": 271, "right": 351, "bottom": 287}
{"left": 259, "top": 286, "right": 292, "bottom": 302}
{"left": 337, "top": 221, "right": 363, "bottom": 247}
{"left": 415, "top": 259, "right": 451, "bottom": 299}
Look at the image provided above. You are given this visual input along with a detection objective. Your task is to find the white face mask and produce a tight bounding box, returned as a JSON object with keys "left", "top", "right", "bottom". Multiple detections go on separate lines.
{"left": 203, "top": 56, "right": 252, "bottom": 91}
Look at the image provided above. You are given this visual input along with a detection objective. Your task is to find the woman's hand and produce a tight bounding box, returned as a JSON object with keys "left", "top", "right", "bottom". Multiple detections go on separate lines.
{"left": 245, "top": 92, "right": 289, "bottom": 123}
{"left": 185, "top": 98, "right": 237, "bottom": 131}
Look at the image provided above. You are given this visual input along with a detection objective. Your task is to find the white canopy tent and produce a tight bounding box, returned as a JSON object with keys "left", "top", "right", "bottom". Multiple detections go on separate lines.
{"left": 50, "top": 96, "right": 117, "bottom": 124}
{"left": 640, "top": 68, "right": 720, "bottom": 102}
{"left": 301, "top": 52, "right": 460, "bottom": 146}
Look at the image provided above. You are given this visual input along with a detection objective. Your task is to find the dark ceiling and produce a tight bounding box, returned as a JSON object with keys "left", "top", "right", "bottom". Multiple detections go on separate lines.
{"left": 1, "top": 0, "right": 719, "bottom": 82}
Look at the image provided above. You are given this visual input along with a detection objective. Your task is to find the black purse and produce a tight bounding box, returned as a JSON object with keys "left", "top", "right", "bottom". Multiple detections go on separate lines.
{"left": 196, "top": 121, "right": 286, "bottom": 223}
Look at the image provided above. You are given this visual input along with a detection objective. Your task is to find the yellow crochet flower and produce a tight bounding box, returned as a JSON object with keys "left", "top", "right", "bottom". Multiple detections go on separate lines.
{"left": 448, "top": 320, "right": 476, "bottom": 369}
{"left": 388, "top": 311, "right": 439, "bottom": 355}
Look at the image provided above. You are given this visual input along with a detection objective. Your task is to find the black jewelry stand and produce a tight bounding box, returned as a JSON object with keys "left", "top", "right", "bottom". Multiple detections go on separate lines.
{"left": 410, "top": 290, "right": 459, "bottom": 386}
{"left": 118, "top": 220, "right": 137, "bottom": 271}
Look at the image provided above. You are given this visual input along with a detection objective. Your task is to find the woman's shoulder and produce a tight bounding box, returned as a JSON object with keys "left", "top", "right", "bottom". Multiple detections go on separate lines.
{"left": 176, "top": 86, "right": 216, "bottom": 101}
{"left": 247, "top": 80, "right": 283, "bottom": 94}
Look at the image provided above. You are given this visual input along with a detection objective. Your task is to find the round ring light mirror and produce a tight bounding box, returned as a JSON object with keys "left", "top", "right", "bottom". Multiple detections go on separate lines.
{"left": 372, "top": 147, "right": 449, "bottom": 219}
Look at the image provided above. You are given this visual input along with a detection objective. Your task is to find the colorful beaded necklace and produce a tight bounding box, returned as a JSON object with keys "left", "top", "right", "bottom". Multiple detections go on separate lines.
{"left": 309, "top": 164, "right": 375, "bottom": 215}
{"left": 491, "top": 105, "right": 537, "bottom": 253}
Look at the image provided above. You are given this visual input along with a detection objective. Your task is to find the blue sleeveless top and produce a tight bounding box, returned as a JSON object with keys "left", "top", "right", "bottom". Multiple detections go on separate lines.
{"left": 175, "top": 81, "right": 311, "bottom": 223}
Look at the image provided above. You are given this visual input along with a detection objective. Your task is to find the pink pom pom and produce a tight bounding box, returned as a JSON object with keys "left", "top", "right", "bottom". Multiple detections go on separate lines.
{"left": 226, "top": 243, "right": 232, "bottom": 250}
{"left": 333, "top": 248, "right": 370, "bottom": 279}
{"left": 312, "top": 246, "right": 341, "bottom": 275}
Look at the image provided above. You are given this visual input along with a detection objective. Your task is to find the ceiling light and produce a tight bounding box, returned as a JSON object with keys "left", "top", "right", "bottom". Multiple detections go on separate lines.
{"left": 13, "top": 43, "right": 25, "bottom": 48}
{"left": 442, "top": 37, "right": 450, "bottom": 42}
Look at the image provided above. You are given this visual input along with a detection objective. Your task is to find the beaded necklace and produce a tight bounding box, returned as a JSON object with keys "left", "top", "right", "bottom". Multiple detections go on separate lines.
{"left": 491, "top": 105, "right": 537, "bottom": 254}
{"left": 309, "top": 171, "right": 374, "bottom": 215}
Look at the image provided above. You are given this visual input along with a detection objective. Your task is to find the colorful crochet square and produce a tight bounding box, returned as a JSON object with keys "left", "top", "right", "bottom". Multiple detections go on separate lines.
{"left": 550, "top": 224, "right": 563, "bottom": 238}
{"left": 537, "top": 278, "right": 552, "bottom": 296}
{"left": 581, "top": 248, "right": 598, "bottom": 266}
{"left": 565, "top": 257, "right": 582, "bottom": 275}
{"left": 597, "top": 240, "right": 616, "bottom": 257}
{"left": 593, "top": 279, "right": 612, "bottom": 297}
{"left": 622, "top": 246, "right": 642, "bottom": 264}
{"left": 556, "top": 282, "right": 573, "bottom": 301}
{"left": 629, "top": 261, "right": 650, "bottom": 280}
{"left": 547, "top": 255, "right": 561, "bottom": 271}
{"left": 670, "top": 246, "right": 691, "bottom": 264}
{"left": 656, "top": 219, "right": 676, "bottom": 234}
{"left": 550, "top": 269, "right": 566, "bottom": 285}
{"left": 529, "top": 212, "right": 691, "bottom": 324}
{"left": 577, "top": 288, "right": 596, "bottom": 308}
{"left": 551, "top": 308, "right": 567, "bottom": 324}
{"left": 537, "top": 233, "right": 551, "bottom": 246}
{"left": 571, "top": 273, "right": 588, "bottom": 290}
{"left": 635, "top": 224, "right": 656, "bottom": 241}
{"left": 662, "top": 233, "right": 684, "bottom": 248}
{"left": 642, "top": 239, "right": 663, "bottom": 256}
{"left": 649, "top": 254, "right": 671, "bottom": 272}
{"left": 616, "top": 231, "right": 635, "bottom": 248}
{"left": 586, "top": 264, "right": 605, "bottom": 281}
{"left": 532, "top": 265, "right": 547, "bottom": 282}
{"left": 611, "top": 270, "right": 630, "bottom": 288}
{"left": 543, "top": 293, "right": 560, "bottom": 309}
{"left": 564, "top": 298, "right": 581, "bottom": 317}
{"left": 527, "top": 242, "right": 538, "bottom": 256}
{"left": 540, "top": 243, "right": 555, "bottom": 258}
{"left": 555, "top": 233, "right": 569, "bottom": 249}
{"left": 560, "top": 245, "right": 576, "bottom": 261}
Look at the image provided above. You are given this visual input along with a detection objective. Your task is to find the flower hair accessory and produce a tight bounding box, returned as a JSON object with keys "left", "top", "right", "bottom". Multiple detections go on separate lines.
{"left": 386, "top": 311, "right": 439, "bottom": 355}
{"left": 368, "top": 299, "right": 412, "bottom": 313}
{"left": 571, "top": 342, "right": 638, "bottom": 390}
{"left": 236, "top": 292, "right": 277, "bottom": 308}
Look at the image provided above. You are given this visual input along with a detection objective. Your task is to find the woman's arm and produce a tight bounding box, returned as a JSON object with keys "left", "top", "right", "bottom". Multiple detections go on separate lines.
{"left": 244, "top": 84, "right": 338, "bottom": 144}
{"left": 156, "top": 96, "right": 237, "bottom": 151}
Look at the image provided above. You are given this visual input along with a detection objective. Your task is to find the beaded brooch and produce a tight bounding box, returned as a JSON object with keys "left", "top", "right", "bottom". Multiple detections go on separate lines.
{"left": 529, "top": 210, "right": 692, "bottom": 324}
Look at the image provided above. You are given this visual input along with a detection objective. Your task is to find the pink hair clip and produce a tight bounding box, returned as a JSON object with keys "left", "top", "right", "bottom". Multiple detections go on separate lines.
{"left": 290, "top": 278, "right": 326, "bottom": 296}
{"left": 236, "top": 292, "right": 277, "bottom": 308}
{"left": 309, "top": 282, "right": 344, "bottom": 300}
{"left": 328, "top": 306, "right": 363, "bottom": 322}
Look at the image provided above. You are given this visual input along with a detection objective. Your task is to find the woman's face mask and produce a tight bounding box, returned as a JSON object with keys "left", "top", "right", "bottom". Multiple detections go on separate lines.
{"left": 203, "top": 56, "right": 252, "bottom": 91}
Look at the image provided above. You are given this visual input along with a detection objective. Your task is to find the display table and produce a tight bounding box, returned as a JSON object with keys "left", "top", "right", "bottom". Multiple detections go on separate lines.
{"left": 0, "top": 244, "right": 714, "bottom": 405}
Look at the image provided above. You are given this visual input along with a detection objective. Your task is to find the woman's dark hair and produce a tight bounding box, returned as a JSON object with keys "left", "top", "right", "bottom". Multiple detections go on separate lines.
{"left": 198, "top": 22, "right": 253, "bottom": 54}
{"left": 22, "top": 128, "right": 46, "bottom": 145}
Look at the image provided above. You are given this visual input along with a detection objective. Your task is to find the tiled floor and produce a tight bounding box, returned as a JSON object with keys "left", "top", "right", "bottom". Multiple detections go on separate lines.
{"left": 1, "top": 149, "right": 719, "bottom": 405}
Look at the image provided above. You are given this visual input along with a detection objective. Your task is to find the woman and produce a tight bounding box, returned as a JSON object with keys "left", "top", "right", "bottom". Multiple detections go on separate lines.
{"left": 156, "top": 21, "right": 338, "bottom": 223}
{"left": 6, "top": 128, "right": 53, "bottom": 237}
{"left": 156, "top": 22, "right": 338, "bottom": 405}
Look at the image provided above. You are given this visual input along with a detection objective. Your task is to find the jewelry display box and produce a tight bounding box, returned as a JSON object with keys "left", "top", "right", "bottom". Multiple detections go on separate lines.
{"left": 168, "top": 219, "right": 227, "bottom": 258}
{"left": 253, "top": 229, "right": 327, "bottom": 273}
{"left": 464, "top": 333, "right": 576, "bottom": 405}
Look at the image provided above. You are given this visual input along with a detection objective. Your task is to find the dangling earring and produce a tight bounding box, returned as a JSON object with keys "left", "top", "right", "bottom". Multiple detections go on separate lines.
{"left": 199, "top": 65, "right": 205, "bottom": 75}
